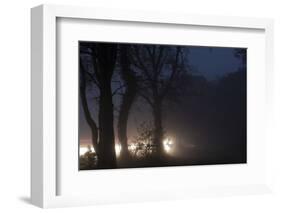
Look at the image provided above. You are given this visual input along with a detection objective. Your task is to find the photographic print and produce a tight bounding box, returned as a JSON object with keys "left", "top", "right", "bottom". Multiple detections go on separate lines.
{"left": 79, "top": 42, "right": 246, "bottom": 170}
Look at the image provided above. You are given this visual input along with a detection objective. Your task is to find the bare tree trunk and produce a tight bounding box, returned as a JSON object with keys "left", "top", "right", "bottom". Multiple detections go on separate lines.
{"left": 152, "top": 99, "right": 165, "bottom": 158}
{"left": 118, "top": 46, "right": 137, "bottom": 159}
{"left": 91, "top": 43, "right": 118, "bottom": 169}
{"left": 98, "top": 83, "right": 117, "bottom": 168}
{"left": 79, "top": 59, "right": 99, "bottom": 156}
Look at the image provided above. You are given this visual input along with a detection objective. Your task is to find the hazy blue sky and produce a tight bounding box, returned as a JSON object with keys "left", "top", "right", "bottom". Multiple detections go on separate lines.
{"left": 188, "top": 47, "right": 243, "bottom": 80}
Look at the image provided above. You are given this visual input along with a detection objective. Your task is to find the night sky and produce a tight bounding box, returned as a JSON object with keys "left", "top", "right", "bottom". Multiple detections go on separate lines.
{"left": 188, "top": 47, "right": 242, "bottom": 80}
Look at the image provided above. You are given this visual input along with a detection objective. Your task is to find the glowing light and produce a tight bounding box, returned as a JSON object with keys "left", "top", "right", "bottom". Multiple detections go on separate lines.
{"left": 129, "top": 143, "right": 137, "bottom": 151}
{"left": 115, "top": 143, "right": 122, "bottom": 157}
{"left": 163, "top": 138, "right": 173, "bottom": 153}
{"left": 79, "top": 146, "right": 94, "bottom": 156}
{"left": 80, "top": 144, "right": 122, "bottom": 157}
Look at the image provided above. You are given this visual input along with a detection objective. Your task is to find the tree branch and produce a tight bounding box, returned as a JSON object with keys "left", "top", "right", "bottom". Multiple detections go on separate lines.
{"left": 160, "top": 47, "right": 181, "bottom": 99}
{"left": 112, "top": 84, "right": 127, "bottom": 96}
{"left": 79, "top": 58, "right": 99, "bottom": 154}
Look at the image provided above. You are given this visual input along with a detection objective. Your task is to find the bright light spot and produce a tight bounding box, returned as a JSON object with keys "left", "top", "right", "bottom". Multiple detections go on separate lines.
{"left": 163, "top": 138, "right": 174, "bottom": 153}
{"left": 115, "top": 143, "right": 122, "bottom": 157}
{"left": 80, "top": 146, "right": 94, "bottom": 156}
{"left": 80, "top": 144, "right": 122, "bottom": 157}
{"left": 129, "top": 143, "right": 137, "bottom": 152}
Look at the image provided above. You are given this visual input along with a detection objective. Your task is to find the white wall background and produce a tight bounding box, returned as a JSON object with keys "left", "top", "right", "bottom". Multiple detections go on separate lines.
{"left": 0, "top": 0, "right": 280, "bottom": 212}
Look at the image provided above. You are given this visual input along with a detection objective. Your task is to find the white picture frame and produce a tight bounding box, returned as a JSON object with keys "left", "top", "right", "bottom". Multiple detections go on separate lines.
{"left": 31, "top": 4, "right": 274, "bottom": 208}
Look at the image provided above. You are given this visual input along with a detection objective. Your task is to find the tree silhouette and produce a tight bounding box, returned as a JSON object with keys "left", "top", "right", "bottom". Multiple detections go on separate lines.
{"left": 117, "top": 45, "right": 138, "bottom": 159}
{"left": 80, "top": 43, "right": 118, "bottom": 168}
{"left": 130, "top": 45, "right": 187, "bottom": 158}
{"left": 234, "top": 49, "right": 247, "bottom": 71}
{"left": 79, "top": 59, "right": 99, "bottom": 155}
